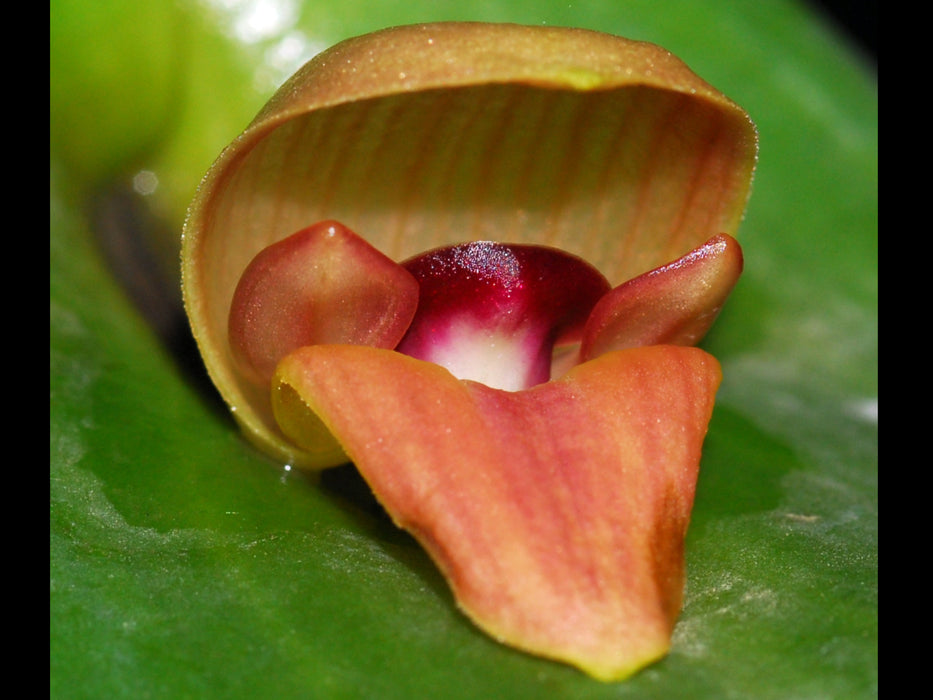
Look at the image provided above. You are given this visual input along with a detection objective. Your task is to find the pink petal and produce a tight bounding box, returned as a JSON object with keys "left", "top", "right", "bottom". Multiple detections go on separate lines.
{"left": 579, "top": 234, "right": 743, "bottom": 362}
{"left": 228, "top": 220, "right": 419, "bottom": 385}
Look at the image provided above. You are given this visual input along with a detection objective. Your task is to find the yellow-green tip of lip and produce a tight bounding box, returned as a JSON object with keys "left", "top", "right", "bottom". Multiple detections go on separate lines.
{"left": 548, "top": 67, "right": 610, "bottom": 90}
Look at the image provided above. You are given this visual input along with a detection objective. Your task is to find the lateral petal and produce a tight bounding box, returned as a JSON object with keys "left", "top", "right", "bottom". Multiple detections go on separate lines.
{"left": 229, "top": 220, "right": 419, "bottom": 386}
{"left": 579, "top": 234, "right": 743, "bottom": 362}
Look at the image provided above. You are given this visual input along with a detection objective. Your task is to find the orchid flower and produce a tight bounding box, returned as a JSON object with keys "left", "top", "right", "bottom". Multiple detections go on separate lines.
{"left": 182, "top": 23, "right": 757, "bottom": 681}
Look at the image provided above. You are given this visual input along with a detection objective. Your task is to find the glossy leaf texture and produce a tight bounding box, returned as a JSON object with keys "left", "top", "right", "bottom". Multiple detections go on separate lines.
{"left": 50, "top": 1, "right": 877, "bottom": 698}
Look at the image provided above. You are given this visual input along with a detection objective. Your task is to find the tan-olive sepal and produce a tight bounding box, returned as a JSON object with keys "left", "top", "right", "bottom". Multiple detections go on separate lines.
{"left": 182, "top": 22, "right": 757, "bottom": 469}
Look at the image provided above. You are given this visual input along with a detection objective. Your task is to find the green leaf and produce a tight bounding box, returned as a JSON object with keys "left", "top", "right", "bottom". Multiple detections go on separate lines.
{"left": 50, "top": 1, "right": 877, "bottom": 697}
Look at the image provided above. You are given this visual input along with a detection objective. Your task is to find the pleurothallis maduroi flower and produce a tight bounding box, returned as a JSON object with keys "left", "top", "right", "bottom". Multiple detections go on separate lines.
{"left": 182, "top": 22, "right": 758, "bottom": 681}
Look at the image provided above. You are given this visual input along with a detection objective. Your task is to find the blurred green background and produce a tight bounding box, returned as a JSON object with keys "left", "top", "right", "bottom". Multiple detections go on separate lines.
{"left": 50, "top": 1, "right": 877, "bottom": 698}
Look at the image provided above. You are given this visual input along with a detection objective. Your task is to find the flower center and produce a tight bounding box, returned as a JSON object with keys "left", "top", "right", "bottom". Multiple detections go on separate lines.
{"left": 396, "top": 241, "right": 610, "bottom": 391}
